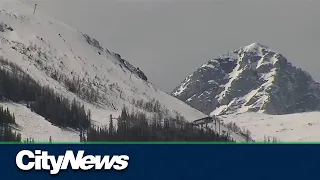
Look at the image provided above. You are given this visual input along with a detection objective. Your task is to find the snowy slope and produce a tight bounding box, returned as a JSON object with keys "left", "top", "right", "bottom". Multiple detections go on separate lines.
{"left": 0, "top": 0, "right": 220, "bottom": 141}
{"left": 220, "top": 112, "right": 320, "bottom": 142}
{"left": 1, "top": 102, "right": 79, "bottom": 142}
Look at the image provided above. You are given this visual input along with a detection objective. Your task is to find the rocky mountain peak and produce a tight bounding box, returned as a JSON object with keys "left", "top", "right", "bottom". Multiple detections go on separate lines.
{"left": 172, "top": 43, "right": 320, "bottom": 115}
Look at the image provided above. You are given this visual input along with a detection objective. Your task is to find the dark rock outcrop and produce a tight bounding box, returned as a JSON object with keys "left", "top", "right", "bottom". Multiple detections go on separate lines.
{"left": 172, "top": 43, "right": 320, "bottom": 115}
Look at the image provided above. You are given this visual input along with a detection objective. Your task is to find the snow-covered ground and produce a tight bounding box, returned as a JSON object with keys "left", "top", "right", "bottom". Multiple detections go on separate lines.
{"left": 0, "top": 0, "right": 203, "bottom": 119}
{"left": 1, "top": 102, "right": 79, "bottom": 142}
{"left": 0, "top": 0, "right": 247, "bottom": 142}
{"left": 220, "top": 112, "right": 320, "bottom": 142}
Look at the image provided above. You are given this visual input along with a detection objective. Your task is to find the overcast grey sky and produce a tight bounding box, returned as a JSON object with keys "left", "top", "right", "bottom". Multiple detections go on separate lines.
{"left": 25, "top": 0, "right": 320, "bottom": 93}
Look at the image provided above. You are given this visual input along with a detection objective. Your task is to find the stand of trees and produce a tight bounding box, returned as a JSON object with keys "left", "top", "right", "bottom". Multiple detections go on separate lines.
{"left": 51, "top": 70, "right": 100, "bottom": 104}
{"left": 0, "top": 57, "right": 237, "bottom": 142}
{"left": 0, "top": 106, "right": 15, "bottom": 124}
{"left": 0, "top": 106, "right": 21, "bottom": 142}
{"left": 132, "top": 98, "right": 161, "bottom": 114}
{"left": 0, "top": 124, "right": 21, "bottom": 142}
{"left": 13, "top": 40, "right": 100, "bottom": 104}
{"left": 225, "top": 122, "right": 254, "bottom": 141}
{"left": 0, "top": 58, "right": 91, "bottom": 129}
{"left": 84, "top": 106, "right": 234, "bottom": 142}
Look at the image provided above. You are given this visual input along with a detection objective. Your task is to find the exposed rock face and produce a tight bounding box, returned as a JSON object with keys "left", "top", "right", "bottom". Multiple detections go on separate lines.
{"left": 172, "top": 43, "right": 320, "bottom": 115}
{"left": 0, "top": 21, "right": 13, "bottom": 32}
{"left": 82, "top": 33, "right": 148, "bottom": 82}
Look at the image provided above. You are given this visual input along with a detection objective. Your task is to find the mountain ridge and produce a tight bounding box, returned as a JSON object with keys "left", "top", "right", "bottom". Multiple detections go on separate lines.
{"left": 0, "top": 0, "right": 222, "bottom": 141}
{"left": 172, "top": 42, "right": 320, "bottom": 116}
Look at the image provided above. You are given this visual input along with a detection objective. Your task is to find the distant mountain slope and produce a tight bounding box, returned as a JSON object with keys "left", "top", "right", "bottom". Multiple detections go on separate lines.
{"left": 0, "top": 0, "right": 212, "bottom": 141}
{"left": 172, "top": 42, "right": 320, "bottom": 116}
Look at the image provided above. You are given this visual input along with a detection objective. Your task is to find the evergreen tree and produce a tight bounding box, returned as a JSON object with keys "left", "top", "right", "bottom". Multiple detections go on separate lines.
{"left": 109, "top": 114, "right": 114, "bottom": 136}
{"left": 0, "top": 106, "right": 21, "bottom": 142}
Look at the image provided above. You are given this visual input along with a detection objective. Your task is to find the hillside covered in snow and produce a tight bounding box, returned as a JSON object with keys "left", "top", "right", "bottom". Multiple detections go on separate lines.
{"left": 220, "top": 111, "right": 320, "bottom": 142}
{"left": 0, "top": 0, "right": 228, "bottom": 142}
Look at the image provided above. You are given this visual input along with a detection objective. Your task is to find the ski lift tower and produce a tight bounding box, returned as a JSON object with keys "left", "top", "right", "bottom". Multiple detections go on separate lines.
{"left": 211, "top": 115, "right": 222, "bottom": 134}
{"left": 110, "top": 114, "right": 119, "bottom": 121}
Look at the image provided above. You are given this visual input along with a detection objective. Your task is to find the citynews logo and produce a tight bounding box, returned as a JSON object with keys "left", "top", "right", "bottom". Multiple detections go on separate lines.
{"left": 16, "top": 150, "right": 129, "bottom": 175}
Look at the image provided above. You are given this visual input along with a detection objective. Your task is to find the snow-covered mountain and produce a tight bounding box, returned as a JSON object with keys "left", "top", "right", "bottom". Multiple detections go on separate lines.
{"left": 172, "top": 42, "right": 320, "bottom": 116}
{"left": 172, "top": 42, "right": 320, "bottom": 141}
{"left": 0, "top": 0, "right": 215, "bottom": 142}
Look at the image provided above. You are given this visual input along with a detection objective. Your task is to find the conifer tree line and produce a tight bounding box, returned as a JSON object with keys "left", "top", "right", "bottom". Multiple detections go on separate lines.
{"left": 0, "top": 58, "right": 91, "bottom": 129}
{"left": 0, "top": 105, "right": 16, "bottom": 124}
{"left": 23, "top": 137, "right": 35, "bottom": 143}
{"left": 83, "top": 106, "right": 234, "bottom": 142}
{"left": 51, "top": 70, "right": 100, "bottom": 104}
{"left": 12, "top": 39, "right": 100, "bottom": 104}
{"left": 0, "top": 124, "right": 21, "bottom": 142}
{"left": 132, "top": 98, "right": 162, "bottom": 114}
{"left": 0, "top": 105, "right": 21, "bottom": 142}
{"left": 225, "top": 122, "right": 252, "bottom": 141}
{"left": 0, "top": 57, "right": 235, "bottom": 142}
